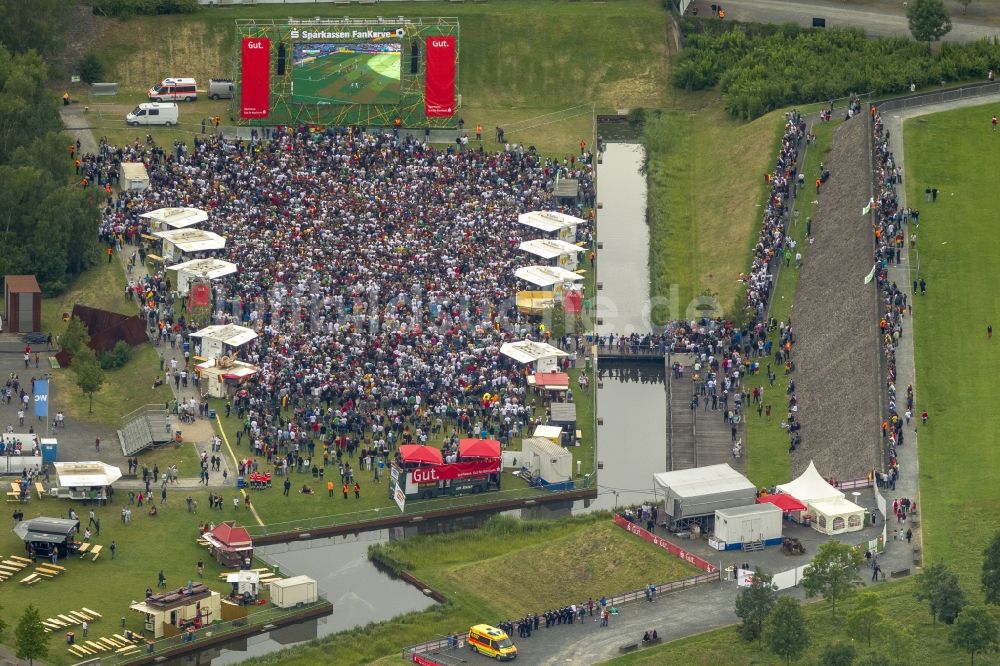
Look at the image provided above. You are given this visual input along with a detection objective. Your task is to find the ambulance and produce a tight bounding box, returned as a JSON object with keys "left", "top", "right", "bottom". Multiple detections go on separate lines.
{"left": 468, "top": 624, "right": 517, "bottom": 660}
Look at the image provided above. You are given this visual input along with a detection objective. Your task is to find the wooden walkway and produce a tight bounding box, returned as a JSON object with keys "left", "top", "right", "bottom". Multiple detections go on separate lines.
{"left": 595, "top": 345, "right": 665, "bottom": 363}
{"left": 665, "top": 354, "right": 746, "bottom": 473}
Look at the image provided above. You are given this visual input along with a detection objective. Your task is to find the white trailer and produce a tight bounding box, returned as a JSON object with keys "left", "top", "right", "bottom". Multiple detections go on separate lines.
{"left": 269, "top": 575, "right": 318, "bottom": 609}
{"left": 713, "top": 503, "right": 784, "bottom": 550}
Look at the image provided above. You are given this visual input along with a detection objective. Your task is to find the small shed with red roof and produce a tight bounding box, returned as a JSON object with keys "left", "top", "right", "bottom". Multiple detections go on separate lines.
{"left": 203, "top": 521, "right": 254, "bottom": 568}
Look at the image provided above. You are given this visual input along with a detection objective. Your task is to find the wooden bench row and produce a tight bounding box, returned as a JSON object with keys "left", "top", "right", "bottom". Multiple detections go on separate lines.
{"left": 68, "top": 632, "right": 140, "bottom": 658}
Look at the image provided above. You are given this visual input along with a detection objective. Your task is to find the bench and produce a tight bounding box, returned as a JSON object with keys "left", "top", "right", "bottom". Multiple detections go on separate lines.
{"left": 642, "top": 637, "right": 663, "bottom": 647}
{"left": 34, "top": 482, "right": 44, "bottom": 499}
{"left": 19, "top": 574, "right": 39, "bottom": 585}
{"left": 82, "top": 607, "right": 102, "bottom": 618}
{"left": 90, "top": 545, "right": 103, "bottom": 561}
{"left": 68, "top": 645, "right": 90, "bottom": 657}
{"left": 9, "top": 555, "right": 30, "bottom": 563}
{"left": 77, "top": 543, "right": 90, "bottom": 556}
{"left": 619, "top": 642, "right": 639, "bottom": 654}
{"left": 890, "top": 568, "right": 911, "bottom": 578}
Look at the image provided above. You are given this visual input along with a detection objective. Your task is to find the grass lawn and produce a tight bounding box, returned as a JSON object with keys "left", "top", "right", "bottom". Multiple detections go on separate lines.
{"left": 644, "top": 107, "right": 786, "bottom": 324}
{"left": 604, "top": 577, "right": 991, "bottom": 665}
{"left": 903, "top": 103, "right": 1000, "bottom": 584}
{"left": 744, "top": 118, "right": 838, "bottom": 489}
{"left": 0, "top": 488, "right": 258, "bottom": 665}
{"left": 241, "top": 513, "right": 700, "bottom": 666}
{"left": 82, "top": 0, "right": 672, "bottom": 156}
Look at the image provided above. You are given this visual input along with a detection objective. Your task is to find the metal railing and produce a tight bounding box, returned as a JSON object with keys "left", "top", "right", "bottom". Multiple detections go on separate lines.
{"left": 876, "top": 81, "right": 1000, "bottom": 113}
{"left": 401, "top": 571, "right": 718, "bottom": 659}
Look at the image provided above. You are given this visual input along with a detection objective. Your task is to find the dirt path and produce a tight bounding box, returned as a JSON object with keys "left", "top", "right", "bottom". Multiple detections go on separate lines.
{"left": 791, "top": 116, "right": 882, "bottom": 479}
{"left": 59, "top": 106, "right": 99, "bottom": 155}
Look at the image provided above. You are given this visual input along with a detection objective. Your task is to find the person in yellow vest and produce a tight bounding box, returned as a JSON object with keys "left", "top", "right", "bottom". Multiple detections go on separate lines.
{"left": 475, "top": 124, "right": 482, "bottom": 141}
{"left": 63, "top": 92, "right": 70, "bottom": 106}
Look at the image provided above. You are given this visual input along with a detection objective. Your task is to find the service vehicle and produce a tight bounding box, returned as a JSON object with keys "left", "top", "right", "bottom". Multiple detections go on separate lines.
{"left": 148, "top": 77, "right": 198, "bottom": 102}
{"left": 208, "top": 79, "right": 234, "bottom": 100}
{"left": 468, "top": 624, "right": 517, "bottom": 661}
{"left": 126, "top": 102, "right": 178, "bottom": 126}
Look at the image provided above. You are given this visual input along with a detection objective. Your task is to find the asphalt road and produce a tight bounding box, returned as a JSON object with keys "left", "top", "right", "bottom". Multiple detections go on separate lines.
{"left": 694, "top": 0, "right": 1000, "bottom": 42}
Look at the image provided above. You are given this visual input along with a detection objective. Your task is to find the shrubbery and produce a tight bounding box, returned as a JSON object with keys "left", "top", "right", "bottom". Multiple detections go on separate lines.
{"left": 675, "top": 18, "right": 1000, "bottom": 119}
{"left": 89, "top": 0, "right": 198, "bottom": 18}
{"left": 98, "top": 340, "right": 132, "bottom": 370}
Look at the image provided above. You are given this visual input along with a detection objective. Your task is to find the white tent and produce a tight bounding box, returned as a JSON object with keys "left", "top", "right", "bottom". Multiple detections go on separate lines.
{"left": 517, "top": 210, "right": 582, "bottom": 241}
{"left": 808, "top": 497, "right": 866, "bottom": 535}
{"left": 775, "top": 461, "right": 844, "bottom": 504}
{"left": 514, "top": 265, "right": 584, "bottom": 289}
{"left": 499, "top": 340, "right": 568, "bottom": 373}
{"left": 653, "top": 464, "right": 756, "bottom": 523}
{"left": 141, "top": 207, "right": 208, "bottom": 230}
{"left": 154, "top": 228, "right": 227, "bottom": 260}
{"left": 169, "top": 258, "right": 238, "bottom": 295}
{"left": 518, "top": 238, "right": 583, "bottom": 269}
{"left": 191, "top": 324, "right": 258, "bottom": 361}
{"left": 532, "top": 424, "right": 563, "bottom": 442}
{"left": 521, "top": 437, "right": 572, "bottom": 489}
{"left": 52, "top": 461, "right": 122, "bottom": 501}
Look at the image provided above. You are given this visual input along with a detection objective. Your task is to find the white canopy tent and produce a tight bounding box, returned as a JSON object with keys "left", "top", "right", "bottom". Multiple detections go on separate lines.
{"left": 776, "top": 461, "right": 865, "bottom": 535}
{"left": 518, "top": 238, "right": 583, "bottom": 269}
{"left": 190, "top": 324, "right": 258, "bottom": 361}
{"left": 514, "top": 265, "right": 584, "bottom": 289}
{"left": 808, "top": 497, "right": 867, "bottom": 535}
{"left": 169, "top": 258, "right": 238, "bottom": 295}
{"left": 51, "top": 461, "right": 122, "bottom": 501}
{"left": 141, "top": 207, "right": 208, "bottom": 230}
{"left": 153, "top": 229, "right": 227, "bottom": 261}
{"left": 517, "top": 210, "right": 582, "bottom": 241}
{"left": 775, "top": 461, "right": 844, "bottom": 503}
{"left": 653, "top": 464, "right": 756, "bottom": 524}
{"left": 499, "top": 340, "right": 569, "bottom": 373}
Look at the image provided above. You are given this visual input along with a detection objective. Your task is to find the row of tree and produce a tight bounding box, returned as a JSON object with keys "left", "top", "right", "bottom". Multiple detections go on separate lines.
{"left": 736, "top": 536, "right": 1000, "bottom": 664}
{"left": 674, "top": 0, "right": 999, "bottom": 119}
{"left": 0, "top": 46, "right": 102, "bottom": 294}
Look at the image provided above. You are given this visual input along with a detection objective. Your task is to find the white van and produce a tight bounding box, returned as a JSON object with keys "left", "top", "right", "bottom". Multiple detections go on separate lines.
{"left": 148, "top": 77, "right": 198, "bottom": 102}
{"left": 126, "top": 102, "right": 179, "bottom": 127}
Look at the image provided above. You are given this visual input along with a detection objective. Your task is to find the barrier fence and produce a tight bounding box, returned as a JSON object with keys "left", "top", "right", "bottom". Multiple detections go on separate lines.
{"left": 612, "top": 514, "right": 719, "bottom": 573}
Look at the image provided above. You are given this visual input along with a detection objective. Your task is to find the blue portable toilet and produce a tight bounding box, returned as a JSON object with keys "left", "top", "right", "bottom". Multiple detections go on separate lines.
{"left": 40, "top": 439, "right": 57, "bottom": 463}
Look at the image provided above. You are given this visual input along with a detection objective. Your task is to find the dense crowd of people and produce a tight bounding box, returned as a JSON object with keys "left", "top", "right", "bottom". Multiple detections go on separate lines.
{"left": 91, "top": 127, "right": 595, "bottom": 461}
{"left": 871, "top": 107, "right": 911, "bottom": 486}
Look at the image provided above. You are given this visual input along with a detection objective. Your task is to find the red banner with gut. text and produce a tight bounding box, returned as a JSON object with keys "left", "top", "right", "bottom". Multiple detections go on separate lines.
{"left": 424, "top": 36, "right": 456, "bottom": 117}
{"left": 241, "top": 37, "right": 270, "bottom": 119}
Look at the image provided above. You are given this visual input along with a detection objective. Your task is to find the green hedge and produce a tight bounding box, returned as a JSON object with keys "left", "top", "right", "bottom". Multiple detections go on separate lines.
{"left": 89, "top": 0, "right": 198, "bottom": 18}
{"left": 675, "top": 18, "right": 1000, "bottom": 119}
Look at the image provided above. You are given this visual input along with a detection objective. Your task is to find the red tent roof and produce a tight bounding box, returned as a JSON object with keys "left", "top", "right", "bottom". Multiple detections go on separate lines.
{"left": 459, "top": 438, "right": 502, "bottom": 459}
{"left": 209, "top": 521, "right": 253, "bottom": 548}
{"left": 756, "top": 493, "right": 806, "bottom": 512}
{"left": 399, "top": 444, "right": 443, "bottom": 466}
{"left": 534, "top": 372, "right": 569, "bottom": 387}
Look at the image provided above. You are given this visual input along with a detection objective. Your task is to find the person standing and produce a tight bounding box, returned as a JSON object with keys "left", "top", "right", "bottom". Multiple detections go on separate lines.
{"left": 197, "top": 560, "right": 204, "bottom": 578}
{"left": 353, "top": 482, "right": 360, "bottom": 499}
{"left": 989, "top": 324, "right": 993, "bottom": 339}
{"left": 110, "top": 541, "right": 117, "bottom": 560}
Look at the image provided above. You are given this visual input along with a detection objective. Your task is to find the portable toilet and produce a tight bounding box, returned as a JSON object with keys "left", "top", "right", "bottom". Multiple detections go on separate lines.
{"left": 40, "top": 439, "right": 57, "bottom": 463}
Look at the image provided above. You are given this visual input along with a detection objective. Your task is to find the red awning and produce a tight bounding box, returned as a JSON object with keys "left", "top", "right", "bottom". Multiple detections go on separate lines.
{"left": 458, "top": 438, "right": 501, "bottom": 459}
{"left": 399, "top": 444, "right": 443, "bottom": 466}
{"left": 756, "top": 493, "right": 806, "bottom": 512}
{"left": 534, "top": 372, "right": 569, "bottom": 387}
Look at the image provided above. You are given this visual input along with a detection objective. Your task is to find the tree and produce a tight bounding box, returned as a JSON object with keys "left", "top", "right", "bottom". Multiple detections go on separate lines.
{"left": 60, "top": 316, "right": 91, "bottom": 355}
{"left": 765, "top": 596, "right": 808, "bottom": 664}
{"left": 958, "top": 0, "right": 973, "bottom": 15}
{"left": 847, "top": 592, "right": 886, "bottom": 648}
{"left": 72, "top": 347, "right": 105, "bottom": 414}
{"left": 78, "top": 51, "right": 104, "bottom": 84}
{"left": 915, "top": 561, "right": 967, "bottom": 624}
{"left": 802, "top": 540, "right": 863, "bottom": 617}
{"left": 982, "top": 529, "right": 1000, "bottom": 606}
{"left": 734, "top": 568, "right": 776, "bottom": 641}
{"left": 950, "top": 605, "right": 999, "bottom": 665}
{"left": 15, "top": 604, "right": 47, "bottom": 665}
{"left": 907, "top": 0, "right": 952, "bottom": 44}
{"left": 821, "top": 642, "right": 857, "bottom": 666}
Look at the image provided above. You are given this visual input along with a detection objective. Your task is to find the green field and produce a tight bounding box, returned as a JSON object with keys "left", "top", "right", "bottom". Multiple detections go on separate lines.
{"left": 242, "top": 514, "right": 700, "bottom": 666}
{"left": 903, "top": 103, "right": 1000, "bottom": 583}
{"left": 292, "top": 49, "right": 401, "bottom": 105}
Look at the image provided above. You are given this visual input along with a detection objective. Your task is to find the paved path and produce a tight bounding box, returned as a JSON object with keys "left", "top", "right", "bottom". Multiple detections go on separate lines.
{"left": 877, "top": 92, "right": 1000, "bottom": 562}
{"left": 697, "top": 0, "right": 1000, "bottom": 42}
{"left": 60, "top": 106, "right": 98, "bottom": 155}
